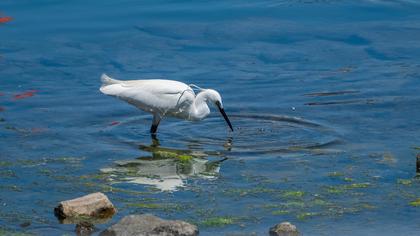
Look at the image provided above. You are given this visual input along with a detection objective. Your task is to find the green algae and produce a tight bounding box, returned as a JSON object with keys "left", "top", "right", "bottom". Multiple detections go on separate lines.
{"left": 328, "top": 171, "right": 344, "bottom": 177}
{"left": 178, "top": 154, "right": 193, "bottom": 162}
{"left": 127, "top": 203, "right": 164, "bottom": 209}
{"left": 328, "top": 172, "right": 355, "bottom": 182}
{"left": 397, "top": 179, "right": 412, "bottom": 186}
{"left": 96, "top": 184, "right": 150, "bottom": 196}
{"left": 57, "top": 213, "right": 113, "bottom": 225}
{"left": 38, "top": 168, "right": 53, "bottom": 176}
{"left": 223, "top": 187, "right": 278, "bottom": 197}
{"left": 0, "top": 229, "right": 33, "bottom": 236}
{"left": 312, "top": 198, "right": 330, "bottom": 206}
{"left": 381, "top": 153, "right": 396, "bottom": 165}
{"left": 344, "top": 177, "right": 354, "bottom": 182}
{"left": 51, "top": 156, "right": 85, "bottom": 164}
{"left": 325, "top": 186, "right": 345, "bottom": 194}
{"left": 262, "top": 203, "right": 282, "bottom": 209}
{"left": 409, "top": 198, "right": 420, "bottom": 207}
{"left": 358, "top": 203, "right": 376, "bottom": 210}
{"left": 282, "top": 201, "right": 306, "bottom": 208}
{"left": 347, "top": 183, "right": 370, "bottom": 189}
{"left": 324, "top": 182, "right": 371, "bottom": 194}
{"left": 127, "top": 202, "right": 184, "bottom": 212}
{"left": 79, "top": 172, "right": 109, "bottom": 181}
{"left": 17, "top": 157, "right": 84, "bottom": 167}
{"left": 271, "top": 210, "right": 289, "bottom": 215}
{"left": 194, "top": 208, "right": 216, "bottom": 218}
{"left": 201, "top": 216, "right": 235, "bottom": 227}
{"left": 0, "top": 170, "right": 17, "bottom": 178}
{"left": 282, "top": 191, "right": 305, "bottom": 198}
{"left": 296, "top": 212, "right": 318, "bottom": 220}
{"left": 152, "top": 150, "right": 194, "bottom": 162}
{"left": 0, "top": 161, "right": 12, "bottom": 167}
{"left": 0, "top": 185, "right": 22, "bottom": 192}
{"left": 153, "top": 150, "right": 179, "bottom": 159}
{"left": 0, "top": 130, "right": 390, "bottom": 233}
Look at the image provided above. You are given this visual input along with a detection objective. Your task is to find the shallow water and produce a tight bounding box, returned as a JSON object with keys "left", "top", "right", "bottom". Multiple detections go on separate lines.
{"left": 1, "top": 0, "right": 420, "bottom": 235}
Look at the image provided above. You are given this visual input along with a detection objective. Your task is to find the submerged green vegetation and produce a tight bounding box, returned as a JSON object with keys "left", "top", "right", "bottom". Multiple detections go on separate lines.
{"left": 282, "top": 191, "right": 305, "bottom": 198}
{"left": 0, "top": 138, "right": 416, "bottom": 234}
{"left": 397, "top": 179, "right": 413, "bottom": 186}
{"left": 296, "top": 212, "right": 319, "bottom": 220}
{"left": 200, "top": 216, "right": 236, "bottom": 227}
{"left": 0, "top": 229, "right": 33, "bottom": 236}
{"left": 324, "top": 182, "right": 371, "bottom": 194}
{"left": 271, "top": 210, "right": 289, "bottom": 215}
{"left": 409, "top": 198, "right": 420, "bottom": 207}
{"left": 126, "top": 202, "right": 184, "bottom": 212}
{"left": 151, "top": 150, "right": 195, "bottom": 162}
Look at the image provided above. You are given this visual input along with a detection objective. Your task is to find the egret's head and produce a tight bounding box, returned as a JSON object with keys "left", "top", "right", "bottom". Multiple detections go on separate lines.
{"left": 204, "top": 89, "right": 223, "bottom": 107}
{"left": 203, "top": 89, "right": 233, "bottom": 132}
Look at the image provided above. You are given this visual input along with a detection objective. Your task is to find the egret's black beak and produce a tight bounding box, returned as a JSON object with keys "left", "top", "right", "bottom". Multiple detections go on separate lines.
{"left": 216, "top": 102, "right": 233, "bottom": 131}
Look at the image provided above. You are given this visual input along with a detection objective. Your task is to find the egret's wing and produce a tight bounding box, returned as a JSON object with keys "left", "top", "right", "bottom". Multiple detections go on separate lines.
{"left": 121, "top": 80, "right": 189, "bottom": 94}
{"left": 100, "top": 79, "right": 195, "bottom": 113}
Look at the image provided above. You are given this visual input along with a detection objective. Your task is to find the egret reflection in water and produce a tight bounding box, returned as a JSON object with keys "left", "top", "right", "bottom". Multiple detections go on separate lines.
{"left": 99, "top": 113, "right": 342, "bottom": 192}
{"left": 100, "top": 138, "right": 228, "bottom": 191}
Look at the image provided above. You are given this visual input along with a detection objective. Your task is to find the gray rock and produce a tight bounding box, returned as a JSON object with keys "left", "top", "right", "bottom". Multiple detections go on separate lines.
{"left": 269, "top": 222, "right": 300, "bottom": 236}
{"left": 100, "top": 214, "right": 199, "bottom": 236}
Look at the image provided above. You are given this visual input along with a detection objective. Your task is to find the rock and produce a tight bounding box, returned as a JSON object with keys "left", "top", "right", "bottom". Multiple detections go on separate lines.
{"left": 54, "top": 192, "right": 116, "bottom": 221}
{"left": 76, "top": 222, "right": 95, "bottom": 236}
{"left": 269, "top": 222, "right": 300, "bottom": 236}
{"left": 416, "top": 153, "right": 420, "bottom": 173}
{"left": 100, "top": 214, "right": 198, "bottom": 236}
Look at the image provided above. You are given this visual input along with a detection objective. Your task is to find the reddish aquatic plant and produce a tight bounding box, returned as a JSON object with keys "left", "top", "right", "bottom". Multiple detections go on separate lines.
{"left": 14, "top": 90, "right": 38, "bottom": 100}
{"left": 109, "top": 121, "right": 120, "bottom": 126}
{"left": 31, "top": 127, "right": 47, "bottom": 133}
{"left": 0, "top": 106, "right": 5, "bottom": 112}
{"left": 0, "top": 16, "right": 12, "bottom": 24}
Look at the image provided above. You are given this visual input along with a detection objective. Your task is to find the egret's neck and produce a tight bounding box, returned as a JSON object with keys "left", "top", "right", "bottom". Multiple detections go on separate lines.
{"left": 189, "top": 91, "right": 210, "bottom": 120}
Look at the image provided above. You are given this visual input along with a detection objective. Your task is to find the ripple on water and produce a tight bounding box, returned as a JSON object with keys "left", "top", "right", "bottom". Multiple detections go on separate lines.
{"left": 105, "top": 113, "right": 343, "bottom": 158}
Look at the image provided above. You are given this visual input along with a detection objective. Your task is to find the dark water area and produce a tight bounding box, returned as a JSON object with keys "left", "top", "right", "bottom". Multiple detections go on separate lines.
{"left": 1, "top": 0, "right": 420, "bottom": 235}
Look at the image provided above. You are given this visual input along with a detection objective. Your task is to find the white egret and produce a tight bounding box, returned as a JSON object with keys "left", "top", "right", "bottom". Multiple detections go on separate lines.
{"left": 99, "top": 74, "right": 233, "bottom": 134}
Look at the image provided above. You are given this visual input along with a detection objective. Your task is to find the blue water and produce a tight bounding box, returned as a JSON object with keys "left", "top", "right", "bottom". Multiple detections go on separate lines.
{"left": 2, "top": 0, "right": 420, "bottom": 235}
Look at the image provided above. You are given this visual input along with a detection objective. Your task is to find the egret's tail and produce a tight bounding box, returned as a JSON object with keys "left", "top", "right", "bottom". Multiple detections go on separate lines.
{"left": 101, "top": 73, "right": 120, "bottom": 86}
{"left": 100, "top": 74, "right": 123, "bottom": 95}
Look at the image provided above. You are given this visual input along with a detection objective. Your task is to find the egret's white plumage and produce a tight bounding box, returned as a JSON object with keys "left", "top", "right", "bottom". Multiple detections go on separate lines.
{"left": 99, "top": 74, "right": 233, "bottom": 134}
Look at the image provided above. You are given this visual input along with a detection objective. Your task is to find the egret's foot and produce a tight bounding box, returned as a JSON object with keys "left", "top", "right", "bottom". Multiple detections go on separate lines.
{"left": 150, "top": 133, "right": 159, "bottom": 143}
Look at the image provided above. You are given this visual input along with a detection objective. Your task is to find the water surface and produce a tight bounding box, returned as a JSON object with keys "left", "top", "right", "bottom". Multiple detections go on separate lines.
{"left": 1, "top": 0, "right": 420, "bottom": 235}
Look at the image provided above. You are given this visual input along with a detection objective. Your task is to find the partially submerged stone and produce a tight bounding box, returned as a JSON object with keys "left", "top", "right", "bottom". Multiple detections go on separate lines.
{"left": 100, "top": 214, "right": 198, "bottom": 236}
{"left": 269, "top": 222, "right": 300, "bottom": 236}
{"left": 55, "top": 192, "right": 116, "bottom": 223}
{"left": 75, "top": 221, "right": 96, "bottom": 236}
{"left": 416, "top": 153, "right": 420, "bottom": 173}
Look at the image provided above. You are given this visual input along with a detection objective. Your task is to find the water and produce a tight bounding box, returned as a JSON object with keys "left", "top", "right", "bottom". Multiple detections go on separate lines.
{"left": 1, "top": 0, "right": 420, "bottom": 235}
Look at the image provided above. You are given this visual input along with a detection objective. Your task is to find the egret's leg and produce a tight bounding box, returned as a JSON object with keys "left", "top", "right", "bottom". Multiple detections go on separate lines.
{"left": 150, "top": 115, "right": 161, "bottom": 134}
